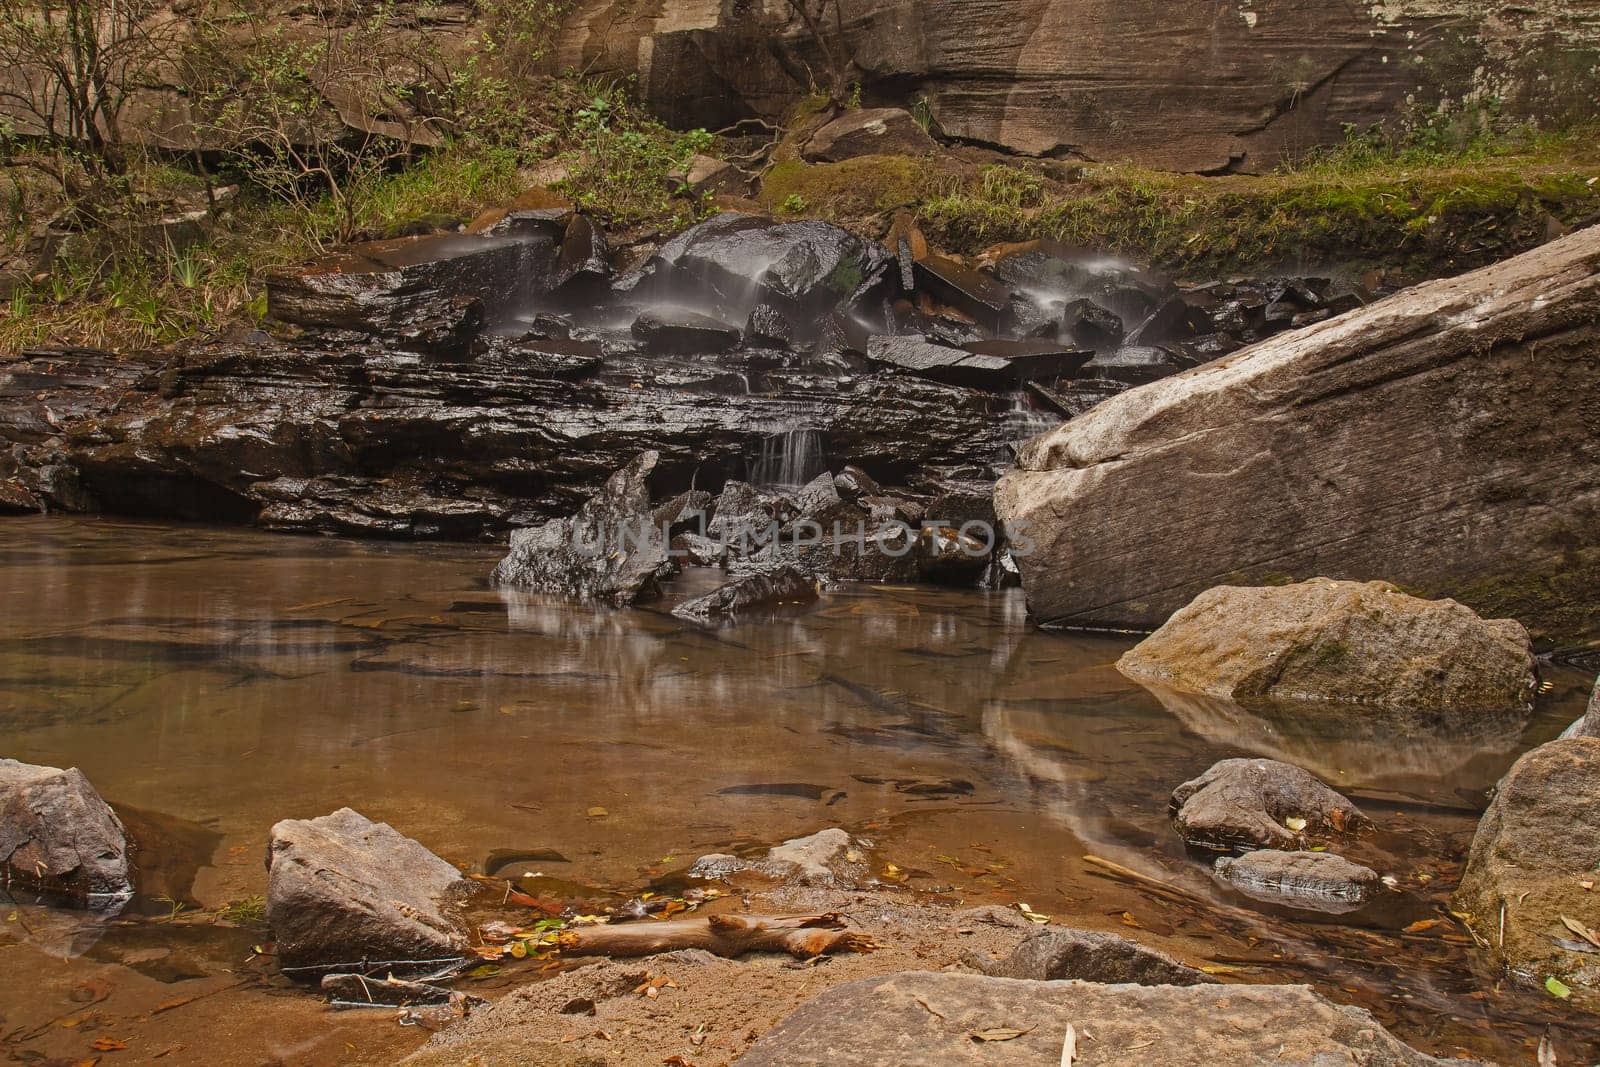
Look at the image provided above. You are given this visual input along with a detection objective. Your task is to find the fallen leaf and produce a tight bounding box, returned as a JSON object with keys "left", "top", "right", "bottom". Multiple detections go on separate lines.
{"left": 587, "top": 807, "right": 609, "bottom": 818}
{"left": 1016, "top": 903, "right": 1050, "bottom": 925}
{"left": 1544, "top": 976, "right": 1572, "bottom": 999}
{"left": 1061, "top": 1023, "right": 1077, "bottom": 1066}
{"left": 970, "top": 1025, "right": 1034, "bottom": 1042}
{"left": 1561, "top": 915, "right": 1600, "bottom": 950}
{"left": 1284, "top": 816, "right": 1307, "bottom": 832}
{"left": 1404, "top": 919, "right": 1444, "bottom": 934}
{"left": 1118, "top": 911, "right": 1142, "bottom": 929}
{"left": 90, "top": 1038, "right": 128, "bottom": 1051}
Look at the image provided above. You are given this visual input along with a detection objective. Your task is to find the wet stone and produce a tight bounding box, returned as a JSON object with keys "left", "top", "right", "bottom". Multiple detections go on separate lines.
{"left": 670, "top": 565, "right": 819, "bottom": 622}
{"left": 984, "top": 926, "right": 1216, "bottom": 985}
{"left": 1170, "top": 757, "right": 1369, "bottom": 852}
{"left": 0, "top": 759, "right": 132, "bottom": 903}
{"left": 1214, "top": 849, "right": 1381, "bottom": 913}
{"left": 631, "top": 309, "right": 741, "bottom": 354}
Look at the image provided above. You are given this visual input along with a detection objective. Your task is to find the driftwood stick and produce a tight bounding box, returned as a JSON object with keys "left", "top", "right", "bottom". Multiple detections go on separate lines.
{"left": 556, "top": 913, "right": 875, "bottom": 960}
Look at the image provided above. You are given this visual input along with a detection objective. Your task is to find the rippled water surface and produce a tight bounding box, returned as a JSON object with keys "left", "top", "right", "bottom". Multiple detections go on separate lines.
{"left": 1, "top": 517, "right": 1593, "bottom": 1065}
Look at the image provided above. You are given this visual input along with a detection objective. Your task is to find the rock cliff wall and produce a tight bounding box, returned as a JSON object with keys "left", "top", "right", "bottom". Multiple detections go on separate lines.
{"left": 555, "top": 0, "right": 1600, "bottom": 171}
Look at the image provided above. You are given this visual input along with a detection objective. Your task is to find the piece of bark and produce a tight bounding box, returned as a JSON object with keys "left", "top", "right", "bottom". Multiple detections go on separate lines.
{"left": 555, "top": 913, "right": 874, "bottom": 960}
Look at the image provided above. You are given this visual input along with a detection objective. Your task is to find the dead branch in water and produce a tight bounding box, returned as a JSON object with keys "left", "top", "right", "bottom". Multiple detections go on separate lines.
{"left": 556, "top": 913, "right": 875, "bottom": 960}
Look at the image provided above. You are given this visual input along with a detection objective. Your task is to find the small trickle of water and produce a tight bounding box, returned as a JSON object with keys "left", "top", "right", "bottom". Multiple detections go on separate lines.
{"left": 1004, "top": 394, "right": 1060, "bottom": 444}
{"left": 751, "top": 428, "right": 825, "bottom": 488}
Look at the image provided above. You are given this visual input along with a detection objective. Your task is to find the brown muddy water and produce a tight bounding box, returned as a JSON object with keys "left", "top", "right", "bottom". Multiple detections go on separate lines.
{"left": 0, "top": 516, "right": 1593, "bottom": 1066}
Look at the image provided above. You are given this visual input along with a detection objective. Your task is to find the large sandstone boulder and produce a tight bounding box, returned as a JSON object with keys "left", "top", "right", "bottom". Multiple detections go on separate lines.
{"left": 491, "top": 451, "right": 668, "bottom": 607}
{"left": 1117, "top": 580, "right": 1537, "bottom": 712}
{"left": 1455, "top": 738, "right": 1600, "bottom": 1004}
{"left": 0, "top": 759, "right": 132, "bottom": 902}
{"left": 553, "top": 1, "right": 1600, "bottom": 173}
{"left": 739, "top": 971, "right": 1478, "bottom": 1065}
{"left": 1170, "top": 757, "right": 1368, "bottom": 852}
{"left": 265, "top": 807, "right": 470, "bottom": 972}
{"left": 995, "top": 225, "right": 1600, "bottom": 647}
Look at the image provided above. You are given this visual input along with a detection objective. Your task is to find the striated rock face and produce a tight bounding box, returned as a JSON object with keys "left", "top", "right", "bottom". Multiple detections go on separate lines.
{"left": 554, "top": 1, "right": 1600, "bottom": 172}
{"left": 996, "top": 226, "right": 1600, "bottom": 646}
{"left": 1170, "top": 757, "right": 1368, "bottom": 853}
{"left": 491, "top": 452, "right": 667, "bottom": 607}
{"left": 1455, "top": 738, "right": 1600, "bottom": 1004}
{"left": 739, "top": 971, "right": 1479, "bottom": 1066}
{"left": 0, "top": 759, "right": 132, "bottom": 902}
{"left": 983, "top": 926, "right": 1215, "bottom": 986}
{"left": 1118, "top": 580, "right": 1538, "bottom": 712}
{"left": 265, "top": 807, "right": 469, "bottom": 973}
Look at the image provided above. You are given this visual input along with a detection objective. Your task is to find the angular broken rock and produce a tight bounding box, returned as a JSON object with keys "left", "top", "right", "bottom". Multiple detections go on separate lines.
{"left": 1170, "top": 757, "right": 1367, "bottom": 852}
{"left": 266, "top": 807, "right": 469, "bottom": 973}
{"left": 994, "top": 227, "right": 1600, "bottom": 646}
{"left": 0, "top": 759, "right": 132, "bottom": 902}
{"left": 984, "top": 926, "right": 1215, "bottom": 985}
{"left": 802, "top": 108, "right": 938, "bottom": 163}
{"left": 1214, "top": 850, "right": 1380, "bottom": 913}
{"left": 866, "top": 335, "right": 1085, "bottom": 391}
{"left": 670, "top": 565, "right": 818, "bottom": 623}
{"left": 1455, "top": 737, "right": 1600, "bottom": 1002}
{"left": 1118, "top": 579, "right": 1537, "bottom": 713}
{"left": 266, "top": 232, "right": 548, "bottom": 342}
{"left": 739, "top": 971, "right": 1477, "bottom": 1066}
{"left": 491, "top": 451, "right": 667, "bottom": 607}
{"left": 756, "top": 828, "right": 860, "bottom": 887}
{"left": 630, "top": 308, "right": 741, "bottom": 354}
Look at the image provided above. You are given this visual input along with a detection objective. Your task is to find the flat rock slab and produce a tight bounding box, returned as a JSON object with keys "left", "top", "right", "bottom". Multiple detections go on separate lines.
{"left": 1118, "top": 579, "right": 1536, "bottom": 712}
{"left": 995, "top": 225, "right": 1600, "bottom": 646}
{"left": 739, "top": 971, "right": 1478, "bottom": 1066}
{"left": 266, "top": 807, "right": 469, "bottom": 973}
{"left": 868, "top": 335, "right": 1083, "bottom": 391}
{"left": 1456, "top": 737, "right": 1600, "bottom": 1003}
{"left": 0, "top": 759, "right": 131, "bottom": 902}
{"left": 983, "top": 927, "right": 1214, "bottom": 985}
{"left": 1215, "top": 850, "right": 1380, "bottom": 914}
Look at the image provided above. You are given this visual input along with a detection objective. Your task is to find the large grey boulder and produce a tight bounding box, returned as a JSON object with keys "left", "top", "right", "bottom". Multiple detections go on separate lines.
{"left": 491, "top": 451, "right": 667, "bottom": 607}
{"left": 1117, "top": 579, "right": 1537, "bottom": 712}
{"left": 995, "top": 225, "right": 1600, "bottom": 647}
{"left": 265, "top": 807, "right": 470, "bottom": 973}
{"left": 1170, "top": 757, "right": 1367, "bottom": 852}
{"left": 739, "top": 971, "right": 1478, "bottom": 1066}
{"left": 983, "top": 927, "right": 1214, "bottom": 986}
{"left": 0, "top": 759, "right": 131, "bottom": 902}
{"left": 1455, "top": 737, "right": 1600, "bottom": 1005}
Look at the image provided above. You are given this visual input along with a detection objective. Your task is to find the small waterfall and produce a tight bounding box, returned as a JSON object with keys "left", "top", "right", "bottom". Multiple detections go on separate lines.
{"left": 1004, "top": 393, "right": 1061, "bottom": 444}
{"left": 751, "top": 428, "right": 825, "bottom": 488}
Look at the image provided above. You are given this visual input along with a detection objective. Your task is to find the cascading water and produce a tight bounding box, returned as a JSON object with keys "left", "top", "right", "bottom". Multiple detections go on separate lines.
{"left": 751, "top": 427, "right": 825, "bottom": 488}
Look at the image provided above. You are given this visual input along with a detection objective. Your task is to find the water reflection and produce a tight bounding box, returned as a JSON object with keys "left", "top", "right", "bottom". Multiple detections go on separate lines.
{"left": 0, "top": 516, "right": 1594, "bottom": 1064}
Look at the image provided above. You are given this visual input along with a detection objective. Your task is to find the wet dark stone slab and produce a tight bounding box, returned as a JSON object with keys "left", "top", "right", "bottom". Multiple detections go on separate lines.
{"left": 913, "top": 254, "right": 1013, "bottom": 329}
{"left": 867, "top": 335, "right": 1086, "bottom": 390}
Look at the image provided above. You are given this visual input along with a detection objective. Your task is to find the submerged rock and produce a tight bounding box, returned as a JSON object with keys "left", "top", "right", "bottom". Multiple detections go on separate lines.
{"left": 740, "top": 971, "right": 1474, "bottom": 1066}
{"left": 1117, "top": 579, "right": 1537, "bottom": 712}
{"left": 491, "top": 452, "right": 667, "bottom": 607}
{"left": 1214, "top": 850, "right": 1380, "bottom": 913}
{"left": 803, "top": 108, "right": 937, "bottom": 162}
{"left": 1169, "top": 757, "right": 1367, "bottom": 852}
{"left": 1455, "top": 737, "right": 1600, "bottom": 1003}
{"left": 984, "top": 926, "right": 1214, "bottom": 985}
{"left": 994, "top": 226, "right": 1600, "bottom": 645}
{"left": 265, "top": 807, "right": 469, "bottom": 973}
{"left": 757, "top": 828, "right": 861, "bottom": 887}
{"left": 670, "top": 566, "right": 818, "bottom": 622}
{"left": 0, "top": 759, "right": 132, "bottom": 902}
